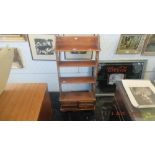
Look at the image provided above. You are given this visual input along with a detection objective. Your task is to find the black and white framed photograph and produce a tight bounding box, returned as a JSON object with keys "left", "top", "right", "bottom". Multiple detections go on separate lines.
{"left": 65, "top": 51, "right": 93, "bottom": 60}
{"left": 28, "top": 34, "right": 56, "bottom": 60}
{"left": 122, "top": 80, "right": 155, "bottom": 108}
{"left": 130, "top": 87, "right": 155, "bottom": 106}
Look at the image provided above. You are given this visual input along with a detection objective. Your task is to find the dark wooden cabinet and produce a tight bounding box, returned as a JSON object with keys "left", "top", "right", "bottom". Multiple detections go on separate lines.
{"left": 113, "top": 81, "right": 155, "bottom": 121}
{"left": 55, "top": 35, "right": 100, "bottom": 112}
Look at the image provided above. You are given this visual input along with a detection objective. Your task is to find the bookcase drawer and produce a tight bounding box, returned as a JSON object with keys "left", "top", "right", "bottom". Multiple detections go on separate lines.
{"left": 60, "top": 101, "right": 95, "bottom": 111}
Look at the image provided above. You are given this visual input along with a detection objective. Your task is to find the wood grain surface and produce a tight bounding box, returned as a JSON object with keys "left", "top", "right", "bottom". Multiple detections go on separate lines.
{"left": 0, "top": 83, "right": 52, "bottom": 121}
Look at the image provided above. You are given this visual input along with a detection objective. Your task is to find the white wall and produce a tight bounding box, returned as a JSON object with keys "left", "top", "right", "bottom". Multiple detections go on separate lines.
{"left": 0, "top": 34, "right": 155, "bottom": 92}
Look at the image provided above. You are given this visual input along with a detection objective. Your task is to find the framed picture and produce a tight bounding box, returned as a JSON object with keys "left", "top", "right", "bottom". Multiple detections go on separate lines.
{"left": 142, "top": 34, "right": 155, "bottom": 56}
{"left": 65, "top": 51, "right": 93, "bottom": 60}
{"left": 0, "top": 34, "right": 27, "bottom": 41}
{"left": 122, "top": 80, "right": 155, "bottom": 108}
{"left": 28, "top": 34, "right": 56, "bottom": 60}
{"left": 0, "top": 48, "right": 24, "bottom": 69}
{"left": 116, "top": 34, "right": 143, "bottom": 54}
{"left": 96, "top": 60, "right": 147, "bottom": 95}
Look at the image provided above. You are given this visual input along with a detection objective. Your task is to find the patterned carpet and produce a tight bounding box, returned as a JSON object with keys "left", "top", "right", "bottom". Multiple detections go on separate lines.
{"left": 49, "top": 92, "right": 119, "bottom": 121}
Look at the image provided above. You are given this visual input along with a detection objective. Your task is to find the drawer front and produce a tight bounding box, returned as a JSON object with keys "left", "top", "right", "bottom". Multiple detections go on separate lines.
{"left": 61, "top": 101, "right": 78, "bottom": 107}
{"left": 60, "top": 101, "right": 95, "bottom": 111}
{"left": 78, "top": 102, "right": 95, "bottom": 110}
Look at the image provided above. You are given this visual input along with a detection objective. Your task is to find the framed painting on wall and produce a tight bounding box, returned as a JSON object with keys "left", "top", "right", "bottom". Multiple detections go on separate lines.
{"left": 116, "top": 34, "right": 143, "bottom": 54}
{"left": 28, "top": 34, "right": 56, "bottom": 60}
{"left": 65, "top": 51, "right": 93, "bottom": 60}
{"left": 142, "top": 34, "right": 155, "bottom": 56}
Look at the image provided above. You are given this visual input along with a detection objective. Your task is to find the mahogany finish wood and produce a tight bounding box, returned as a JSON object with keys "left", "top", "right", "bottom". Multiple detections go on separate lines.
{"left": 60, "top": 92, "right": 96, "bottom": 102}
{"left": 61, "top": 103, "right": 95, "bottom": 112}
{"left": 56, "top": 35, "right": 100, "bottom": 111}
{"left": 60, "top": 77, "right": 96, "bottom": 84}
{"left": 0, "top": 83, "right": 53, "bottom": 121}
{"left": 58, "top": 61, "right": 97, "bottom": 67}
{"left": 56, "top": 36, "right": 100, "bottom": 51}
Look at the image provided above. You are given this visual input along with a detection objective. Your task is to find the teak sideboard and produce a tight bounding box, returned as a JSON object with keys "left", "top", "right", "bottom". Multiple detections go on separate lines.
{"left": 0, "top": 83, "right": 53, "bottom": 121}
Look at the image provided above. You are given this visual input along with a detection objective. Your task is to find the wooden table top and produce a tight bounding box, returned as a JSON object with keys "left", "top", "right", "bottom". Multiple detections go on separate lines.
{"left": 0, "top": 83, "right": 48, "bottom": 121}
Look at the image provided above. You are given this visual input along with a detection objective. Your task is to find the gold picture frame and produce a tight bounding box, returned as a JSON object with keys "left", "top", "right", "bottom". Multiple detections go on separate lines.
{"left": 116, "top": 34, "right": 143, "bottom": 54}
{"left": 0, "top": 34, "right": 27, "bottom": 41}
{"left": 142, "top": 34, "right": 155, "bottom": 56}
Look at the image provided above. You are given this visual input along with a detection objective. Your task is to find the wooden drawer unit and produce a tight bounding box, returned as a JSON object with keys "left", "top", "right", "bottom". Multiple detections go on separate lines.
{"left": 60, "top": 101, "right": 95, "bottom": 112}
{"left": 78, "top": 102, "right": 95, "bottom": 110}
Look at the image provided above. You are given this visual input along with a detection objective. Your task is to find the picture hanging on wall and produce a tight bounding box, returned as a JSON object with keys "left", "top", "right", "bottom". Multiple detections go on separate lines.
{"left": 116, "top": 34, "right": 143, "bottom": 54}
{"left": 65, "top": 51, "right": 93, "bottom": 60}
{"left": 0, "top": 48, "right": 24, "bottom": 69}
{"left": 142, "top": 34, "right": 155, "bottom": 56}
{"left": 28, "top": 34, "right": 56, "bottom": 60}
{"left": 0, "top": 34, "right": 27, "bottom": 41}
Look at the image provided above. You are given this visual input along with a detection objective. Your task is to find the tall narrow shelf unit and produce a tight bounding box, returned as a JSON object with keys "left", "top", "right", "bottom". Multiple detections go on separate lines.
{"left": 55, "top": 35, "right": 100, "bottom": 112}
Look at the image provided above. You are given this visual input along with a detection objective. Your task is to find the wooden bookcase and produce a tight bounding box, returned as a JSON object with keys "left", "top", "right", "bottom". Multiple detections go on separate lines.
{"left": 55, "top": 35, "right": 100, "bottom": 112}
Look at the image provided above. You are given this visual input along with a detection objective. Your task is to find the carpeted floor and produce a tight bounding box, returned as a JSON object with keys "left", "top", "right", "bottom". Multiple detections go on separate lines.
{"left": 49, "top": 92, "right": 119, "bottom": 121}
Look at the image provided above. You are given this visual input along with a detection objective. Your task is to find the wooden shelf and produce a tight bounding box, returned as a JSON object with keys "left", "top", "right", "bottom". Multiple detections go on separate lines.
{"left": 60, "top": 77, "right": 96, "bottom": 84}
{"left": 60, "top": 91, "right": 96, "bottom": 102}
{"left": 56, "top": 35, "right": 100, "bottom": 112}
{"left": 56, "top": 36, "right": 100, "bottom": 51}
{"left": 56, "top": 48, "right": 99, "bottom": 52}
{"left": 58, "top": 61, "right": 97, "bottom": 67}
{"left": 60, "top": 105, "right": 95, "bottom": 112}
